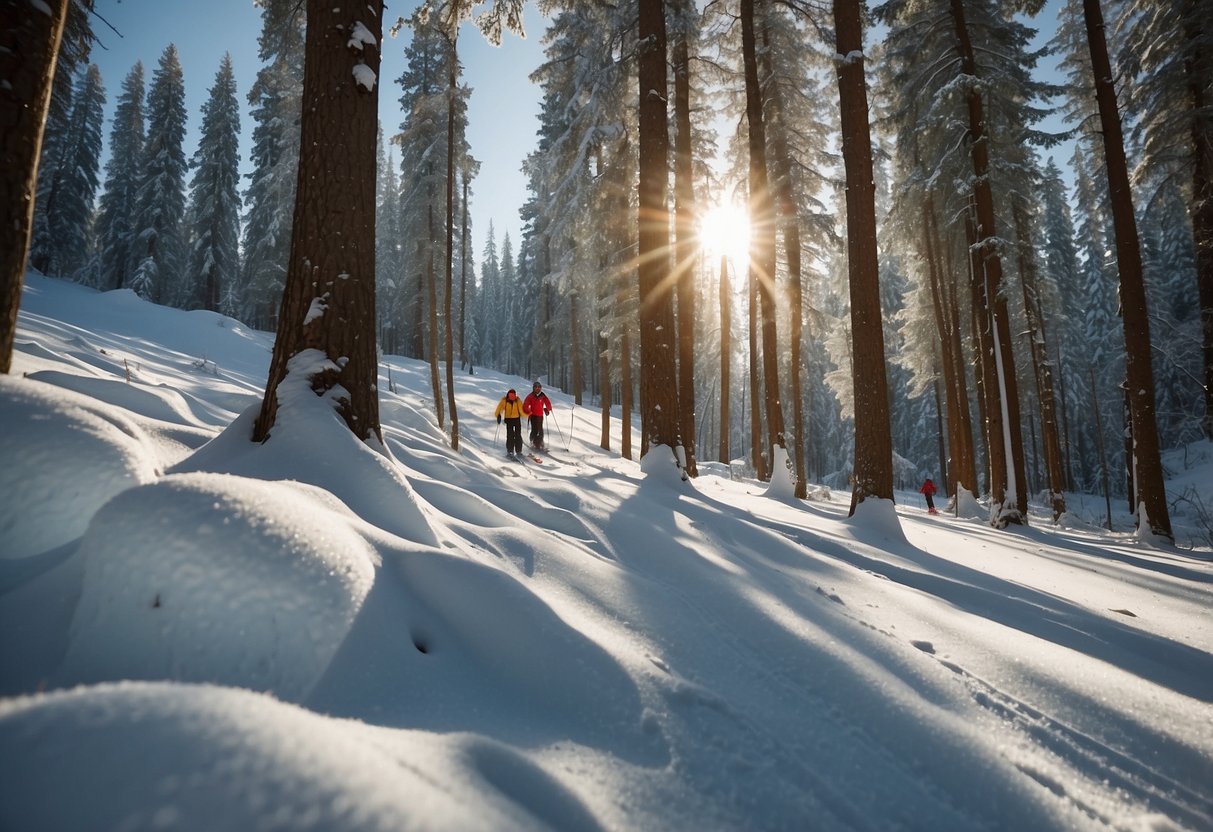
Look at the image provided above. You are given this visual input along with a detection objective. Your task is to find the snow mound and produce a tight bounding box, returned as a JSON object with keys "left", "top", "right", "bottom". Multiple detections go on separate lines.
{"left": 764, "top": 446, "right": 796, "bottom": 500}
{"left": 0, "top": 375, "right": 159, "bottom": 560}
{"left": 0, "top": 682, "right": 528, "bottom": 832}
{"left": 639, "top": 444, "right": 686, "bottom": 487}
{"left": 175, "top": 349, "right": 437, "bottom": 547}
{"left": 60, "top": 473, "right": 377, "bottom": 701}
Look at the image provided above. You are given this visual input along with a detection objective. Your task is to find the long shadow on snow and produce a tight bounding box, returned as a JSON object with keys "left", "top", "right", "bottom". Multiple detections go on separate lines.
{"left": 719, "top": 497, "right": 1213, "bottom": 703}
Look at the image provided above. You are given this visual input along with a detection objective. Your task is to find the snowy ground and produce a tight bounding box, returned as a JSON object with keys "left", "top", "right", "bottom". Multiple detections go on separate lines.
{"left": 1, "top": 273, "right": 1211, "bottom": 831}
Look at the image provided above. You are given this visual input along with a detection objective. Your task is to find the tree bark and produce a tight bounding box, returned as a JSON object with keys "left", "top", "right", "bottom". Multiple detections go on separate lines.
{"left": 834, "top": 0, "right": 893, "bottom": 514}
{"left": 0, "top": 0, "right": 69, "bottom": 374}
{"left": 1083, "top": 0, "right": 1172, "bottom": 539}
{"left": 1012, "top": 199, "right": 1066, "bottom": 519}
{"left": 950, "top": 0, "right": 1027, "bottom": 525}
{"left": 427, "top": 200, "right": 444, "bottom": 428}
{"left": 444, "top": 32, "right": 459, "bottom": 450}
{"left": 672, "top": 18, "right": 698, "bottom": 476}
{"left": 719, "top": 255, "right": 732, "bottom": 463}
{"left": 740, "top": 0, "right": 785, "bottom": 474}
{"left": 253, "top": 0, "right": 384, "bottom": 444}
{"left": 637, "top": 0, "right": 682, "bottom": 461}
{"left": 760, "top": 26, "right": 807, "bottom": 498}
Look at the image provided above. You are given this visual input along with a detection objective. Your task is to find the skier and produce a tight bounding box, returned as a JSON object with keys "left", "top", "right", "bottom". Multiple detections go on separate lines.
{"left": 522, "top": 381, "right": 553, "bottom": 451}
{"left": 920, "top": 477, "right": 938, "bottom": 514}
{"left": 495, "top": 388, "right": 525, "bottom": 456}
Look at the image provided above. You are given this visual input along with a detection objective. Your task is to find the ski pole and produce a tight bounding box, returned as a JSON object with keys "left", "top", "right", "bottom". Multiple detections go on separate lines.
{"left": 553, "top": 407, "right": 567, "bottom": 449}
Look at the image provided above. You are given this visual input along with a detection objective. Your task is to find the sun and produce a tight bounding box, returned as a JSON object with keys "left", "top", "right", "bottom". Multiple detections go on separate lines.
{"left": 697, "top": 201, "right": 751, "bottom": 273}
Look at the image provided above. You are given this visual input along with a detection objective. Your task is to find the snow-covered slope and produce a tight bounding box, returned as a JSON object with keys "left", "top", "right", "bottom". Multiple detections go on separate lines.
{"left": 2, "top": 274, "right": 1211, "bottom": 831}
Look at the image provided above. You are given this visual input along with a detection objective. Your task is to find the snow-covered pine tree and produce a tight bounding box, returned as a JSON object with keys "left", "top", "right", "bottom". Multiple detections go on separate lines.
{"left": 474, "top": 223, "right": 500, "bottom": 369}
{"left": 395, "top": 10, "right": 452, "bottom": 370}
{"left": 37, "top": 64, "right": 105, "bottom": 280}
{"left": 129, "top": 44, "right": 188, "bottom": 305}
{"left": 184, "top": 53, "right": 241, "bottom": 313}
{"left": 95, "top": 62, "right": 146, "bottom": 292}
{"left": 29, "top": 0, "right": 96, "bottom": 276}
{"left": 239, "top": 0, "right": 305, "bottom": 330}
{"left": 1118, "top": 0, "right": 1213, "bottom": 441}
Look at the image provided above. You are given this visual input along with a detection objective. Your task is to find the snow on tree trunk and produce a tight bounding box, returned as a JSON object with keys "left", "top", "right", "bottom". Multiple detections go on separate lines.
{"left": 253, "top": 0, "right": 385, "bottom": 445}
{"left": 1082, "top": 0, "right": 1173, "bottom": 541}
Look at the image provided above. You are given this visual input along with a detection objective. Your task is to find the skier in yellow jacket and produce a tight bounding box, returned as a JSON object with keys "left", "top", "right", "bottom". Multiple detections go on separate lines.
{"left": 494, "top": 389, "right": 526, "bottom": 456}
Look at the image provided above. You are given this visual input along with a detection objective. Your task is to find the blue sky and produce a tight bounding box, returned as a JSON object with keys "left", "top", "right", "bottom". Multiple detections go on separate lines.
{"left": 87, "top": 0, "right": 546, "bottom": 263}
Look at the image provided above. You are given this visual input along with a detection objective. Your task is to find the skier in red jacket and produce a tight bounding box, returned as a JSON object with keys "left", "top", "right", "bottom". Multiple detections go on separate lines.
{"left": 522, "top": 381, "right": 553, "bottom": 450}
{"left": 920, "top": 478, "right": 938, "bottom": 514}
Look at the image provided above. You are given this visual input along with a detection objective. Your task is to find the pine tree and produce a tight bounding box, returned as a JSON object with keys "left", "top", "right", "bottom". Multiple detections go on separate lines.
{"left": 129, "top": 44, "right": 188, "bottom": 305}
{"left": 184, "top": 54, "right": 241, "bottom": 312}
{"left": 1119, "top": 0, "right": 1213, "bottom": 440}
{"left": 253, "top": 0, "right": 386, "bottom": 445}
{"left": 39, "top": 64, "right": 106, "bottom": 279}
{"left": 29, "top": 0, "right": 96, "bottom": 276}
{"left": 0, "top": 0, "right": 71, "bottom": 374}
{"left": 239, "top": 0, "right": 305, "bottom": 329}
{"left": 835, "top": 0, "right": 893, "bottom": 513}
{"left": 1080, "top": 0, "right": 1172, "bottom": 540}
{"left": 95, "top": 62, "right": 146, "bottom": 292}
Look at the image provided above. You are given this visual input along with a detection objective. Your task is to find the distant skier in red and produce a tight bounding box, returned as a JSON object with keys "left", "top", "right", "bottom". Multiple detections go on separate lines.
{"left": 522, "top": 381, "right": 553, "bottom": 451}
{"left": 920, "top": 478, "right": 938, "bottom": 514}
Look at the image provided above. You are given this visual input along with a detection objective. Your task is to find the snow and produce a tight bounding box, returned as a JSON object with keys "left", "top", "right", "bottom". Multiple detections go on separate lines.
{"left": 2, "top": 273, "right": 1212, "bottom": 831}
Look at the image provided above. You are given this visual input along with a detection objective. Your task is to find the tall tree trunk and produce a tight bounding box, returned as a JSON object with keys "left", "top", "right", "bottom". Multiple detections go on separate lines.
{"left": 740, "top": 0, "right": 785, "bottom": 475}
{"left": 459, "top": 169, "right": 470, "bottom": 371}
{"left": 427, "top": 200, "right": 444, "bottom": 428}
{"left": 599, "top": 262, "right": 613, "bottom": 450}
{"left": 672, "top": 17, "right": 698, "bottom": 476}
{"left": 1083, "top": 0, "right": 1172, "bottom": 539}
{"left": 760, "top": 26, "right": 807, "bottom": 497}
{"left": 254, "top": 0, "right": 384, "bottom": 444}
{"left": 621, "top": 309, "right": 634, "bottom": 460}
{"left": 444, "top": 33, "right": 459, "bottom": 450}
{"left": 835, "top": 0, "right": 893, "bottom": 514}
{"left": 719, "top": 255, "right": 732, "bottom": 463}
{"left": 1012, "top": 199, "right": 1066, "bottom": 519}
{"left": 1186, "top": 29, "right": 1213, "bottom": 441}
{"left": 921, "top": 201, "right": 964, "bottom": 499}
{"left": 950, "top": 0, "right": 1027, "bottom": 524}
{"left": 966, "top": 209, "right": 1000, "bottom": 505}
{"left": 938, "top": 219, "right": 977, "bottom": 495}
{"left": 570, "top": 289, "right": 583, "bottom": 404}
{"left": 0, "top": 0, "right": 69, "bottom": 374}
{"left": 748, "top": 265, "right": 766, "bottom": 479}
{"left": 637, "top": 0, "right": 681, "bottom": 460}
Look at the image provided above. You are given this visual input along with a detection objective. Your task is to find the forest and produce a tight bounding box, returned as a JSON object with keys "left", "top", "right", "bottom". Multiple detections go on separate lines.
{"left": 2, "top": 0, "right": 1209, "bottom": 540}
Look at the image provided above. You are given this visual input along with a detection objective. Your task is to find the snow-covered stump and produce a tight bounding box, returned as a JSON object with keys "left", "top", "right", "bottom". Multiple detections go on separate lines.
{"left": 0, "top": 377, "right": 159, "bottom": 560}
{"left": 59, "top": 473, "right": 377, "bottom": 701}
{"left": 764, "top": 446, "right": 796, "bottom": 500}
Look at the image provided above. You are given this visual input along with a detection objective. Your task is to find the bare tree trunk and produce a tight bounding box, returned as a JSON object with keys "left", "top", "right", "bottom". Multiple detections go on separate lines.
{"left": 921, "top": 202, "right": 963, "bottom": 498}
{"left": 1083, "top": 0, "right": 1172, "bottom": 539}
{"left": 1012, "top": 199, "right": 1066, "bottom": 519}
{"left": 748, "top": 265, "right": 766, "bottom": 480}
{"left": 672, "top": 18, "right": 698, "bottom": 476}
{"left": 570, "top": 289, "right": 583, "bottom": 405}
{"left": 835, "top": 0, "right": 893, "bottom": 514}
{"left": 951, "top": 0, "right": 1027, "bottom": 524}
{"left": 621, "top": 311, "right": 634, "bottom": 461}
{"left": 427, "top": 201, "right": 444, "bottom": 428}
{"left": 719, "top": 255, "right": 732, "bottom": 463}
{"left": 760, "top": 26, "right": 806, "bottom": 497}
{"left": 740, "top": 0, "right": 785, "bottom": 474}
{"left": 459, "top": 169, "right": 470, "bottom": 371}
{"left": 444, "top": 33, "right": 459, "bottom": 450}
{"left": 637, "top": 0, "right": 681, "bottom": 460}
{"left": 254, "top": 0, "right": 384, "bottom": 443}
{"left": 931, "top": 205, "right": 977, "bottom": 496}
{"left": 0, "top": 0, "right": 69, "bottom": 374}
